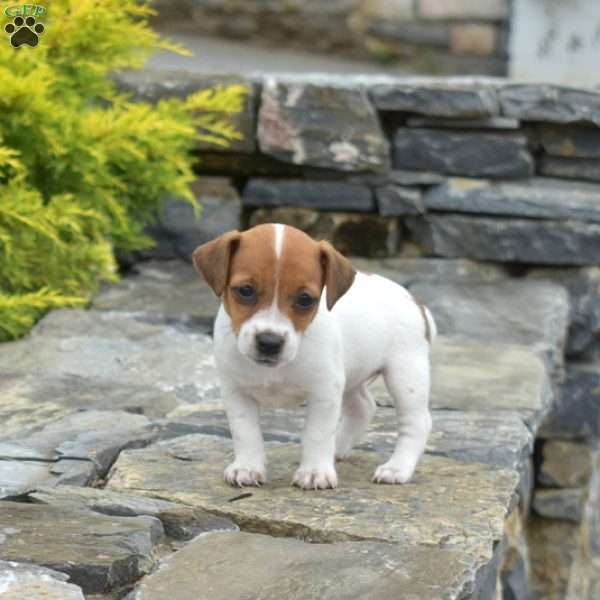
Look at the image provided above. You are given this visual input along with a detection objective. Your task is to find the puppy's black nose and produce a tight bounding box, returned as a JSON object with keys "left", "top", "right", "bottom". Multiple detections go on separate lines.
{"left": 256, "top": 332, "right": 284, "bottom": 357}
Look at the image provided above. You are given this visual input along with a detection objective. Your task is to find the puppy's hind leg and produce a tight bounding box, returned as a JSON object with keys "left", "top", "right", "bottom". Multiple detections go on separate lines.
{"left": 373, "top": 352, "right": 432, "bottom": 484}
{"left": 335, "top": 384, "right": 376, "bottom": 461}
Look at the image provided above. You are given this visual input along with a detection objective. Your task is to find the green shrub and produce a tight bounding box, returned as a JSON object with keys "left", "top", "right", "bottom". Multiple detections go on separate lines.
{"left": 0, "top": 0, "right": 246, "bottom": 341}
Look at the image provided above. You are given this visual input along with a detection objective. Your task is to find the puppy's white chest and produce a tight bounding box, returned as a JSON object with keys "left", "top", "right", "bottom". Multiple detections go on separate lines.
{"left": 245, "top": 378, "right": 307, "bottom": 409}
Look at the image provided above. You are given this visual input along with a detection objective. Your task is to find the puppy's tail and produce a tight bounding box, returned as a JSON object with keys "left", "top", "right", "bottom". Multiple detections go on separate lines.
{"left": 423, "top": 306, "right": 437, "bottom": 344}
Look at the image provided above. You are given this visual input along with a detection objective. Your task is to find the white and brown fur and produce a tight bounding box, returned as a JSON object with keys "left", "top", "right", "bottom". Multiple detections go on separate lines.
{"left": 193, "top": 223, "right": 436, "bottom": 489}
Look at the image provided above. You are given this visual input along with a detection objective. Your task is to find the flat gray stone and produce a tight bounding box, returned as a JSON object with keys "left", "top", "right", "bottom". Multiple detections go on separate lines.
{"left": 394, "top": 129, "right": 534, "bottom": 178}
{"left": 115, "top": 70, "right": 256, "bottom": 152}
{"left": 243, "top": 178, "right": 374, "bottom": 211}
{"left": 532, "top": 488, "right": 586, "bottom": 523}
{"left": 125, "top": 530, "right": 498, "bottom": 600}
{"left": 0, "top": 502, "right": 162, "bottom": 594}
{"left": 527, "top": 266, "right": 600, "bottom": 357}
{"left": 258, "top": 79, "right": 389, "bottom": 172}
{"left": 0, "top": 561, "right": 84, "bottom": 600}
{"left": 537, "top": 125, "right": 600, "bottom": 158}
{"left": 29, "top": 486, "right": 237, "bottom": 541}
{"left": 407, "top": 214, "right": 600, "bottom": 265}
{"left": 425, "top": 177, "right": 600, "bottom": 222}
{"left": 93, "top": 259, "right": 219, "bottom": 328}
{"left": 141, "top": 178, "right": 241, "bottom": 260}
{"left": 539, "top": 156, "right": 600, "bottom": 183}
{"left": 108, "top": 435, "right": 516, "bottom": 562}
{"left": 0, "top": 310, "right": 220, "bottom": 413}
{"left": 499, "top": 85, "right": 600, "bottom": 126}
{"left": 538, "top": 440, "right": 592, "bottom": 488}
{"left": 540, "top": 362, "right": 600, "bottom": 441}
{"left": 370, "top": 83, "right": 499, "bottom": 117}
{"left": 376, "top": 185, "right": 424, "bottom": 216}
{"left": 410, "top": 279, "right": 569, "bottom": 371}
{"left": 349, "top": 169, "right": 446, "bottom": 186}
{"left": 406, "top": 116, "right": 520, "bottom": 129}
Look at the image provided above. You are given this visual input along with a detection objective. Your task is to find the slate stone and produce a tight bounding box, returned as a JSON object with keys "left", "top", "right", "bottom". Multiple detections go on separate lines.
{"left": 370, "top": 83, "right": 499, "bottom": 117}
{"left": 349, "top": 169, "right": 446, "bottom": 186}
{"left": 539, "top": 440, "right": 592, "bottom": 489}
{"left": 527, "top": 266, "right": 600, "bottom": 357}
{"left": 29, "top": 486, "right": 237, "bottom": 541}
{"left": 0, "top": 561, "right": 85, "bottom": 600}
{"left": 0, "top": 502, "right": 162, "bottom": 594}
{"left": 537, "top": 125, "right": 600, "bottom": 158}
{"left": 349, "top": 257, "right": 509, "bottom": 286}
{"left": 532, "top": 489, "right": 586, "bottom": 523}
{"left": 371, "top": 337, "right": 551, "bottom": 416}
{"left": 499, "top": 84, "right": 600, "bottom": 126}
{"left": 425, "top": 177, "right": 600, "bottom": 222}
{"left": 125, "top": 530, "right": 499, "bottom": 600}
{"left": 538, "top": 156, "right": 600, "bottom": 184}
{"left": 0, "top": 310, "right": 220, "bottom": 413}
{"left": 140, "top": 178, "right": 241, "bottom": 260}
{"left": 108, "top": 435, "right": 516, "bottom": 563}
{"left": 409, "top": 279, "right": 569, "bottom": 372}
{"left": 540, "top": 362, "right": 600, "bottom": 441}
{"left": 407, "top": 214, "right": 600, "bottom": 265}
{"left": 243, "top": 178, "right": 374, "bottom": 211}
{"left": 376, "top": 185, "right": 424, "bottom": 216}
{"left": 93, "top": 259, "right": 219, "bottom": 328}
{"left": 194, "top": 151, "right": 306, "bottom": 178}
{"left": 258, "top": 79, "right": 390, "bottom": 172}
{"left": 393, "top": 129, "right": 534, "bottom": 178}
{"left": 407, "top": 116, "right": 520, "bottom": 129}
{"left": 115, "top": 70, "right": 256, "bottom": 153}
{"left": 500, "top": 511, "right": 532, "bottom": 600}
{"left": 249, "top": 208, "right": 399, "bottom": 258}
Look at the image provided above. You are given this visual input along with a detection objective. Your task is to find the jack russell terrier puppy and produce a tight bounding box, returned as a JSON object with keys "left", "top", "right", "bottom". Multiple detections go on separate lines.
{"left": 193, "top": 223, "right": 436, "bottom": 490}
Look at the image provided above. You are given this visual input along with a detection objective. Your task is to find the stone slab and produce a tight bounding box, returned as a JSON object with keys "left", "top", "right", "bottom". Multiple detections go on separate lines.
{"left": 538, "top": 440, "right": 592, "bottom": 488}
{"left": 125, "top": 530, "right": 498, "bottom": 600}
{"left": 93, "top": 259, "right": 219, "bottom": 328}
{"left": 425, "top": 177, "right": 600, "bottom": 223}
{"left": 0, "top": 502, "right": 163, "bottom": 594}
{"left": 499, "top": 84, "right": 600, "bottom": 126}
{"left": 115, "top": 70, "right": 256, "bottom": 153}
{"left": 539, "top": 156, "right": 600, "bottom": 183}
{"left": 140, "top": 178, "right": 241, "bottom": 260}
{"left": 0, "top": 310, "right": 220, "bottom": 413}
{"left": 0, "top": 561, "right": 85, "bottom": 600}
{"left": 370, "top": 83, "right": 500, "bottom": 117}
{"left": 29, "top": 485, "right": 238, "bottom": 541}
{"left": 540, "top": 362, "right": 600, "bottom": 441}
{"left": 532, "top": 488, "right": 586, "bottom": 523}
{"left": 407, "top": 116, "right": 520, "bottom": 129}
{"left": 537, "top": 125, "right": 600, "bottom": 158}
{"left": 375, "top": 185, "right": 424, "bottom": 216}
{"left": 418, "top": 0, "right": 509, "bottom": 20}
{"left": 410, "top": 279, "right": 569, "bottom": 371}
{"left": 393, "top": 129, "right": 534, "bottom": 178}
{"left": 108, "top": 435, "right": 516, "bottom": 559}
{"left": 349, "top": 169, "right": 446, "bottom": 186}
{"left": 258, "top": 79, "right": 389, "bottom": 172}
{"left": 407, "top": 214, "right": 600, "bottom": 265}
{"left": 243, "top": 178, "right": 375, "bottom": 211}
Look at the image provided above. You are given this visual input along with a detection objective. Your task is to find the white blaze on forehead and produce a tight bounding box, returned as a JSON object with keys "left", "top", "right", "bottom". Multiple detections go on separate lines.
{"left": 273, "top": 223, "right": 285, "bottom": 260}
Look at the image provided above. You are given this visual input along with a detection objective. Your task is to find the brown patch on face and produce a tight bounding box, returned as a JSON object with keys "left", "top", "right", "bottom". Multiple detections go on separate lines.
{"left": 276, "top": 226, "right": 325, "bottom": 332}
{"left": 224, "top": 224, "right": 278, "bottom": 334}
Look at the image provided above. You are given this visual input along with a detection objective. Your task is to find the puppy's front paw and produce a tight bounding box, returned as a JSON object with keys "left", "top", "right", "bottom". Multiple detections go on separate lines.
{"left": 372, "top": 460, "right": 415, "bottom": 484}
{"left": 292, "top": 464, "right": 338, "bottom": 490}
{"left": 224, "top": 462, "right": 266, "bottom": 487}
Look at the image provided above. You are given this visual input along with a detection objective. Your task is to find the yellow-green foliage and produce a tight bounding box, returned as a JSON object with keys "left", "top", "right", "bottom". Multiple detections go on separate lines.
{"left": 0, "top": 0, "right": 245, "bottom": 341}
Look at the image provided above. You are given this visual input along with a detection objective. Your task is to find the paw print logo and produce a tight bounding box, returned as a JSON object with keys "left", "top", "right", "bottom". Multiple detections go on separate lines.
{"left": 4, "top": 15, "right": 45, "bottom": 48}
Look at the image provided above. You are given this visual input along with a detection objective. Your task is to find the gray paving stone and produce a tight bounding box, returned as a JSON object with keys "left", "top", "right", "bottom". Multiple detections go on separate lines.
{"left": 394, "top": 129, "right": 534, "bottom": 178}
{"left": 425, "top": 177, "right": 600, "bottom": 222}
{"left": 539, "top": 156, "right": 600, "bottom": 183}
{"left": 0, "top": 502, "right": 163, "bottom": 594}
{"left": 407, "top": 214, "right": 600, "bottom": 265}
{"left": 0, "top": 561, "right": 85, "bottom": 600}
{"left": 370, "top": 83, "right": 500, "bottom": 117}
{"left": 499, "top": 84, "right": 600, "bottom": 126}
{"left": 125, "top": 530, "right": 499, "bottom": 600}
{"left": 410, "top": 279, "right": 569, "bottom": 371}
{"left": 243, "top": 178, "right": 375, "bottom": 211}
{"left": 258, "top": 79, "right": 389, "bottom": 172}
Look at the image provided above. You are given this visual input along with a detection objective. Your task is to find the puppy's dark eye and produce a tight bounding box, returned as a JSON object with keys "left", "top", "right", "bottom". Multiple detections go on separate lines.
{"left": 234, "top": 285, "right": 257, "bottom": 303}
{"left": 294, "top": 292, "right": 316, "bottom": 310}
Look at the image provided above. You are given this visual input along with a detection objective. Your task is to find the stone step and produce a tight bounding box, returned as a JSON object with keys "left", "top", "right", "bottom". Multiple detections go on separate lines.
{"left": 0, "top": 561, "right": 85, "bottom": 600}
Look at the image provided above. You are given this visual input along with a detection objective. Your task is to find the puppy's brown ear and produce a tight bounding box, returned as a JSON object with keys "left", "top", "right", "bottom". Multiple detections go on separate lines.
{"left": 192, "top": 230, "right": 241, "bottom": 296}
{"left": 320, "top": 241, "right": 356, "bottom": 310}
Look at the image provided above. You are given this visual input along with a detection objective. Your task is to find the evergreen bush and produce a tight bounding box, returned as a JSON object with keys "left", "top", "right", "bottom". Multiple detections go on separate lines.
{"left": 0, "top": 0, "right": 245, "bottom": 341}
